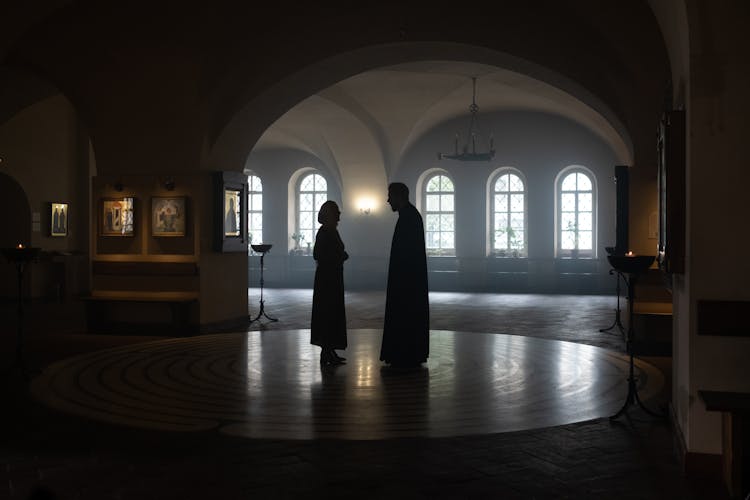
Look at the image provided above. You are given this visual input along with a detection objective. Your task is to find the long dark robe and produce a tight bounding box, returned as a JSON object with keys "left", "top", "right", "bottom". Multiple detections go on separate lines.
{"left": 380, "top": 202, "right": 429, "bottom": 365}
{"left": 310, "top": 226, "right": 347, "bottom": 349}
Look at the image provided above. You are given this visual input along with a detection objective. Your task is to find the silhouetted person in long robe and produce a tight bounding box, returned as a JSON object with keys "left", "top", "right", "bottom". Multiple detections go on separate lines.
{"left": 311, "top": 200, "right": 348, "bottom": 365}
{"left": 380, "top": 182, "right": 429, "bottom": 367}
{"left": 59, "top": 207, "right": 66, "bottom": 234}
{"left": 53, "top": 208, "right": 60, "bottom": 233}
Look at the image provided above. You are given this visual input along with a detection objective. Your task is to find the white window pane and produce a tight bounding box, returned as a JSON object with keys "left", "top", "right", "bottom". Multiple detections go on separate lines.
{"left": 300, "top": 212, "right": 314, "bottom": 230}
{"left": 314, "top": 174, "right": 327, "bottom": 191}
{"left": 561, "top": 212, "right": 576, "bottom": 231}
{"left": 510, "top": 194, "right": 524, "bottom": 212}
{"left": 250, "top": 213, "right": 262, "bottom": 229}
{"left": 495, "top": 213, "right": 508, "bottom": 231}
{"left": 578, "top": 193, "right": 592, "bottom": 212}
{"left": 578, "top": 231, "right": 593, "bottom": 250}
{"left": 251, "top": 230, "right": 262, "bottom": 244}
{"left": 494, "top": 231, "right": 508, "bottom": 250}
{"left": 426, "top": 194, "right": 440, "bottom": 212}
{"left": 578, "top": 212, "right": 592, "bottom": 231}
{"left": 561, "top": 173, "right": 577, "bottom": 191}
{"left": 426, "top": 176, "right": 441, "bottom": 192}
{"left": 314, "top": 194, "right": 326, "bottom": 212}
{"left": 441, "top": 194, "right": 454, "bottom": 212}
{"left": 510, "top": 214, "right": 524, "bottom": 229}
{"left": 561, "top": 193, "right": 576, "bottom": 211}
{"left": 509, "top": 174, "right": 524, "bottom": 192}
{"left": 302, "top": 229, "right": 314, "bottom": 245}
{"left": 300, "top": 194, "right": 313, "bottom": 212}
{"left": 252, "top": 194, "right": 262, "bottom": 211}
{"left": 300, "top": 174, "right": 314, "bottom": 191}
{"left": 495, "top": 174, "right": 508, "bottom": 193}
{"left": 250, "top": 176, "right": 262, "bottom": 192}
{"left": 561, "top": 231, "right": 576, "bottom": 249}
{"left": 495, "top": 194, "right": 508, "bottom": 213}
{"left": 440, "top": 176, "right": 454, "bottom": 192}
{"left": 440, "top": 231, "right": 454, "bottom": 249}
{"left": 426, "top": 231, "right": 439, "bottom": 248}
{"left": 425, "top": 214, "right": 440, "bottom": 231}
{"left": 577, "top": 173, "right": 592, "bottom": 191}
{"left": 440, "top": 214, "right": 454, "bottom": 231}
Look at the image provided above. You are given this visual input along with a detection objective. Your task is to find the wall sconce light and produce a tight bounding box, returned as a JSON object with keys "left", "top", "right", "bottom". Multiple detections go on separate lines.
{"left": 357, "top": 197, "right": 374, "bottom": 215}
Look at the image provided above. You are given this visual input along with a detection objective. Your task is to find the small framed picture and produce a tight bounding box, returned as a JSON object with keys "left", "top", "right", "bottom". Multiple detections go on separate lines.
{"left": 224, "top": 189, "right": 241, "bottom": 237}
{"left": 50, "top": 202, "right": 69, "bottom": 237}
{"left": 101, "top": 197, "right": 134, "bottom": 236}
{"left": 152, "top": 197, "right": 186, "bottom": 237}
{"left": 214, "top": 171, "right": 247, "bottom": 252}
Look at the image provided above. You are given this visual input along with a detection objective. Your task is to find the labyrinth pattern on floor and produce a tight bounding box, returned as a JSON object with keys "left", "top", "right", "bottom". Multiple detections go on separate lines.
{"left": 30, "top": 329, "right": 663, "bottom": 440}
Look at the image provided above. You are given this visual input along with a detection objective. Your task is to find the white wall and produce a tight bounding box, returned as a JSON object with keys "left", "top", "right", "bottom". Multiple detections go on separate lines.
{"left": 246, "top": 110, "right": 626, "bottom": 293}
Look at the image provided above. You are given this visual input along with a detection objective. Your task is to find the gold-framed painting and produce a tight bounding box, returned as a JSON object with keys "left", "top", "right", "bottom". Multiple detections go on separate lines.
{"left": 100, "top": 197, "right": 134, "bottom": 236}
{"left": 152, "top": 197, "right": 186, "bottom": 237}
{"left": 50, "top": 202, "right": 69, "bottom": 237}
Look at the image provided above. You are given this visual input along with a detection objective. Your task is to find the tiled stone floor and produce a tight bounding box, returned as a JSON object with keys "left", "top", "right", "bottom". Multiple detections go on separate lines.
{"left": 0, "top": 291, "right": 727, "bottom": 499}
{"left": 250, "top": 289, "right": 627, "bottom": 351}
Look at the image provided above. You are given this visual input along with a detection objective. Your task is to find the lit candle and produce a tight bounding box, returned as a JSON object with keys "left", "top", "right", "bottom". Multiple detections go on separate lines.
{"left": 16, "top": 243, "right": 24, "bottom": 250}
{"left": 626, "top": 251, "right": 634, "bottom": 257}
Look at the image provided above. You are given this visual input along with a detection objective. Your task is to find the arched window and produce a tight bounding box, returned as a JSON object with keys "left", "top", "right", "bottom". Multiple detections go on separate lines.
{"left": 423, "top": 173, "right": 455, "bottom": 256}
{"left": 247, "top": 174, "right": 263, "bottom": 246}
{"left": 491, "top": 169, "right": 526, "bottom": 257}
{"left": 297, "top": 172, "right": 327, "bottom": 252}
{"left": 557, "top": 168, "right": 596, "bottom": 258}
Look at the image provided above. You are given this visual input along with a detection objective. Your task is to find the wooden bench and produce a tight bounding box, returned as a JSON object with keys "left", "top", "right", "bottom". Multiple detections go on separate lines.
{"left": 83, "top": 290, "right": 199, "bottom": 335}
{"left": 699, "top": 390, "right": 750, "bottom": 498}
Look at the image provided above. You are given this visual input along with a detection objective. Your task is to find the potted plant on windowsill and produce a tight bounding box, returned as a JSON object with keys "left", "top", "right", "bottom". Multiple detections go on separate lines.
{"left": 566, "top": 221, "right": 580, "bottom": 259}
{"left": 290, "top": 232, "right": 305, "bottom": 255}
{"left": 495, "top": 227, "right": 523, "bottom": 258}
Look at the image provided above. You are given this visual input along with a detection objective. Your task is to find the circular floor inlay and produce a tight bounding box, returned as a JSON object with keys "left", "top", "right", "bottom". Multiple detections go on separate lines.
{"left": 30, "top": 329, "right": 663, "bottom": 439}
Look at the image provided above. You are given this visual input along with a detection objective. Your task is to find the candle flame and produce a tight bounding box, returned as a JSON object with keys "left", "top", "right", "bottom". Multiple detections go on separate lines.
{"left": 17, "top": 243, "right": 24, "bottom": 249}
{"left": 626, "top": 251, "right": 634, "bottom": 256}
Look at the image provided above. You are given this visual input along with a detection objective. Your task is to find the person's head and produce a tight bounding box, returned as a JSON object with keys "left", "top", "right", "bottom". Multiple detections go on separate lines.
{"left": 387, "top": 182, "right": 409, "bottom": 212}
{"left": 318, "top": 200, "right": 341, "bottom": 227}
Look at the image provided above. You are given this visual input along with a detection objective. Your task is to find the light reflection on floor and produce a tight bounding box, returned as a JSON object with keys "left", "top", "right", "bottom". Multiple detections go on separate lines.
{"left": 31, "top": 329, "right": 662, "bottom": 440}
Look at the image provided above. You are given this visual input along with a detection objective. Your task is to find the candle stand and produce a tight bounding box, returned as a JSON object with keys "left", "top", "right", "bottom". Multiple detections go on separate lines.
{"left": 607, "top": 254, "right": 665, "bottom": 421}
{"left": 249, "top": 244, "right": 278, "bottom": 324}
{"left": 599, "top": 268, "right": 627, "bottom": 337}
{"left": 2, "top": 246, "right": 41, "bottom": 378}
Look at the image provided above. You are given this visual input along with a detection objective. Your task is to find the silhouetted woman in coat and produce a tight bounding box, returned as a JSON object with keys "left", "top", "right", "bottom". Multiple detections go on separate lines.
{"left": 311, "top": 200, "right": 348, "bottom": 365}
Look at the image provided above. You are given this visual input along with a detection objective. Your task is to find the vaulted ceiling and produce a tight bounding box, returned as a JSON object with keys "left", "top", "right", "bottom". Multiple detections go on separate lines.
{"left": 255, "top": 61, "right": 633, "bottom": 174}
{"left": 1, "top": 1, "right": 670, "bottom": 175}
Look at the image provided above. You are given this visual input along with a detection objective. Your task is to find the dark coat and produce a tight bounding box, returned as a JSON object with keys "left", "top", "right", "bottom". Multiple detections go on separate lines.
{"left": 310, "top": 225, "right": 347, "bottom": 349}
{"left": 380, "top": 202, "right": 429, "bottom": 365}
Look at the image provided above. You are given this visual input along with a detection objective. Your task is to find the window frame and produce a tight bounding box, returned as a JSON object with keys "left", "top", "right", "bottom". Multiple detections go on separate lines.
{"left": 247, "top": 173, "right": 263, "bottom": 250}
{"left": 489, "top": 167, "right": 528, "bottom": 258}
{"left": 295, "top": 171, "right": 328, "bottom": 254}
{"left": 555, "top": 166, "right": 597, "bottom": 259}
{"left": 421, "top": 171, "right": 456, "bottom": 257}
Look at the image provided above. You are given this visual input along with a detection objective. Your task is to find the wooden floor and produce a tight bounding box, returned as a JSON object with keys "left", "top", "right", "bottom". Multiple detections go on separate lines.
{"left": 31, "top": 328, "right": 661, "bottom": 439}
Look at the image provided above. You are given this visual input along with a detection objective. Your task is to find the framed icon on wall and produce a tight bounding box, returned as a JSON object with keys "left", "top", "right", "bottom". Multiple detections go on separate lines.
{"left": 224, "top": 189, "right": 241, "bottom": 237}
{"left": 152, "top": 196, "right": 186, "bottom": 237}
{"left": 50, "top": 202, "right": 69, "bottom": 237}
{"left": 101, "top": 197, "right": 135, "bottom": 236}
{"left": 214, "top": 171, "right": 247, "bottom": 252}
